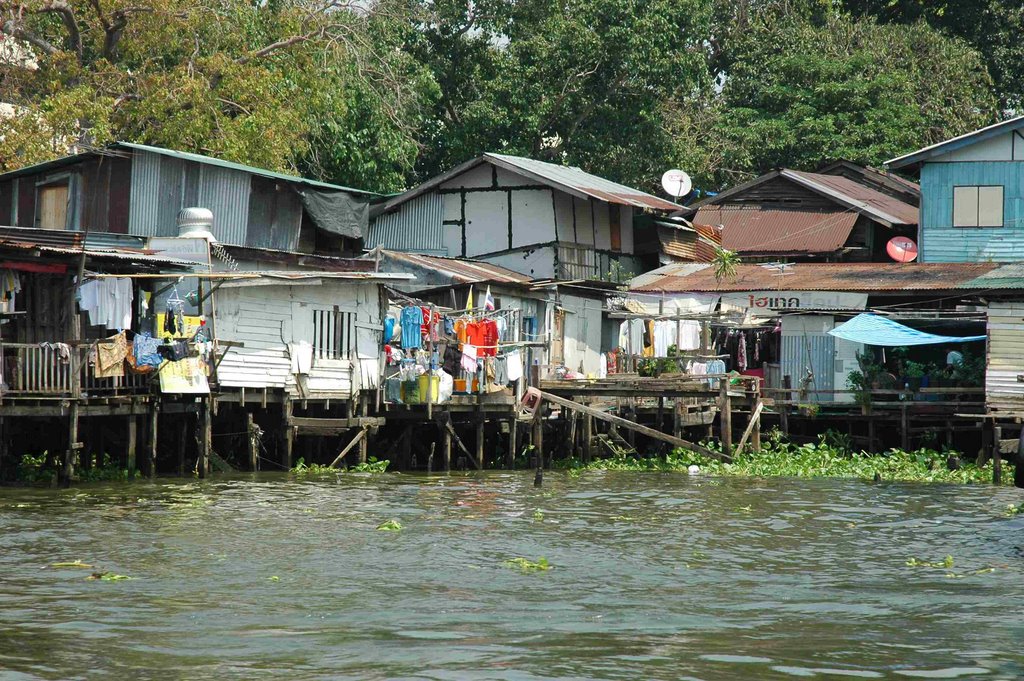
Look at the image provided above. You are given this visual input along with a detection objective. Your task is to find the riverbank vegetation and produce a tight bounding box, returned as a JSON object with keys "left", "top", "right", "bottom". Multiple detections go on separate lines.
{"left": 556, "top": 431, "right": 1011, "bottom": 485}
{"left": 15, "top": 452, "right": 140, "bottom": 485}
{"left": 291, "top": 457, "right": 390, "bottom": 475}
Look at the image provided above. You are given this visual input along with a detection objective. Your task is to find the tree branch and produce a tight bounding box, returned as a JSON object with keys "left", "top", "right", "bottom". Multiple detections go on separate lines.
{"left": 1, "top": 18, "right": 58, "bottom": 55}
{"left": 236, "top": 28, "right": 324, "bottom": 65}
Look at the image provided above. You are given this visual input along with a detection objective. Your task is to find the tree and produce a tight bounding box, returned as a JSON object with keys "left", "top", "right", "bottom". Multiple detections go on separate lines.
{"left": 710, "top": 12, "right": 997, "bottom": 183}
{"left": 407, "top": 0, "right": 714, "bottom": 194}
{"left": 842, "top": 0, "right": 1024, "bottom": 110}
{"left": 0, "top": 0, "right": 431, "bottom": 191}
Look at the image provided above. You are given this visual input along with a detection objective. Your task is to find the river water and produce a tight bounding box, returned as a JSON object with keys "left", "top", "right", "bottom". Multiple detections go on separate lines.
{"left": 1, "top": 472, "right": 1023, "bottom": 680}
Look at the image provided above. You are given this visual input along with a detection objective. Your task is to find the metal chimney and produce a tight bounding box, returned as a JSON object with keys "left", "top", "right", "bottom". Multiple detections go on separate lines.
{"left": 176, "top": 207, "right": 216, "bottom": 242}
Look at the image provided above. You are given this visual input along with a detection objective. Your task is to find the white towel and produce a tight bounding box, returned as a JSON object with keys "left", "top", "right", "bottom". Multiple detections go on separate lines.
{"left": 289, "top": 341, "right": 313, "bottom": 374}
{"left": 506, "top": 349, "right": 523, "bottom": 382}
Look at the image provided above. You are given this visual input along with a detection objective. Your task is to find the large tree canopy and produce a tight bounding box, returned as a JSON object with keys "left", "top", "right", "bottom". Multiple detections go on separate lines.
{"left": 701, "top": 7, "right": 997, "bottom": 187}
{"left": 0, "top": 0, "right": 1008, "bottom": 196}
{"left": 0, "top": 0, "right": 432, "bottom": 190}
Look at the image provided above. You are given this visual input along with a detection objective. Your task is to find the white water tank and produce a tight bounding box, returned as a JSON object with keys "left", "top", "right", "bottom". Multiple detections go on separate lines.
{"left": 176, "top": 207, "right": 216, "bottom": 242}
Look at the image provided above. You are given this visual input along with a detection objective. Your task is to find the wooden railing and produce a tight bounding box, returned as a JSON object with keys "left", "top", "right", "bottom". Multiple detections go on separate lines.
{"left": 2, "top": 343, "right": 150, "bottom": 397}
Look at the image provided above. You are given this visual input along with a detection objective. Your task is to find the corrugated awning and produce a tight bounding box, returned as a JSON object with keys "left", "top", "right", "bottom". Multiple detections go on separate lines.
{"left": 828, "top": 314, "right": 984, "bottom": 346}
{"left": 695, "top": 206, "right": 859, "bottom": 254}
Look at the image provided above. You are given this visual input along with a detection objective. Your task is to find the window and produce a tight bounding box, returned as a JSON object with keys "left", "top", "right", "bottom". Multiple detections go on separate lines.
{"left": 37, "top": 181, "right": 69, "bottom": 230}
{"left": 953, "top": 185, "right": 1003, "bottom": 227}
{"left": 312, "top": 308, "right": 354, "bottom": 359}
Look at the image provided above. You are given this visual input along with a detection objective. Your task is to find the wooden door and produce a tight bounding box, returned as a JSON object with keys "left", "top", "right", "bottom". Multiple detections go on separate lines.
{"left": 609, "top": 204, "right": 621, "bottom": 252}
{"left": 38, "top": 184, "right": 68, "bottom": 230}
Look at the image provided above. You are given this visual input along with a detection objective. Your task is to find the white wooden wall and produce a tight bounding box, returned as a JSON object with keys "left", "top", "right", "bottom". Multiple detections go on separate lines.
{"left": 986, "top": 301, "right": 1024, "bottom": 412}
{"left": 214, "top": 281, "right": 381, "bottom": 397}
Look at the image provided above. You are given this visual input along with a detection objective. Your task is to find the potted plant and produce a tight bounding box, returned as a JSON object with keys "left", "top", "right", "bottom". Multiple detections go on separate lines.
{"left": 903, "top": 361, "right": 927, "bottom": 391}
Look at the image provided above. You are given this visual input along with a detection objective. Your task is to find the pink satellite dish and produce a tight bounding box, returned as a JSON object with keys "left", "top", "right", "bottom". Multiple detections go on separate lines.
{"left": 887, "top": 236, "right": 918, "bottom": 263}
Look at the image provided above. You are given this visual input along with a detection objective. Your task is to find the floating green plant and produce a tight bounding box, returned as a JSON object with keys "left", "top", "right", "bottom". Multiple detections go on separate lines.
{"left": 1005, "top": 503, "right": 1024, "bottom": 517}
{"left": 532, "top": 510, "right": 544, "bottom": 521}
{"left": 906, "top": 555, "right": 954, "bottom": 569}
{"left": 268, "top": 576, "right": 280, "bottom": 582}
{"left": 88, "top": 572, "right": 132, "bottom": 581}
{"left": 50, "top": 560, "right": 93, "bottom": 569}
{"left": 350, "top": 457, "right": 390, "bottom": 473}
{"left": 503, "top": 557, "right": 551, "bottom": 572}
{"left": 377, "top": 519, "right": 403, "bottom": 531}
{"left": 555, "top": 430, "right": 1012, "bottom": 485}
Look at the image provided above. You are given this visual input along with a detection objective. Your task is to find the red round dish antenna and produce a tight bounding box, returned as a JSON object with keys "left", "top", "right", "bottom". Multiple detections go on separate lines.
{"left": 887, "top": 236, "right": 918, "bottom": 263}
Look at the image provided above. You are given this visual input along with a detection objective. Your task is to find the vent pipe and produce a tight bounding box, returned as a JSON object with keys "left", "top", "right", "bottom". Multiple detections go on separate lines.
{"left": 176, "top": 207, "right": 216, "bottom": 242}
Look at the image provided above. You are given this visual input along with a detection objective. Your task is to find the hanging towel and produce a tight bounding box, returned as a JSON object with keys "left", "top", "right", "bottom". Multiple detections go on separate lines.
{"left": 506, "top": 350, "right": 523, "bottom": 382}
{"left": 384, "top": 317, "right": 395, "bottom": 346}
{"left": 289, "top": 340, "right": 314, "bottom": 374}
{"left": 94, "top": 332, "right": 127, "bottom": 378}
{"left": 461, "top": 344, "right": 478, "bottom": 374}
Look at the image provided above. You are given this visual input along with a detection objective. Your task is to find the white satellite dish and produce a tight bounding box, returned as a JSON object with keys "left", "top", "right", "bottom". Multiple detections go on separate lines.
{"left": 661, "top": 169, "right": 692, "bottom": 200}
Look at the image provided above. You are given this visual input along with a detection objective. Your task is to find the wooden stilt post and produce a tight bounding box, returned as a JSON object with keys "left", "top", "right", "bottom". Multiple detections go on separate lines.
{"left": 62, "top": 401, "right": 79, "bottom": 486}
{"left": 673, "top": 401, "right": 681, "bottom": 440}
{"left": 177, "top": 416, "right": 187, "bottom": 477}
{"left": 533, "top": 413, "right": 544, "bottom": 468}
{"left": 993, "top": 424, "right": 1003, "bottom": 480}
{"left": 719, "top": 379, "right": 732, "bottom": 461}
{"left": 780, "top": 375, "right": 791, "bottom": 436}
{"left": 475, "top": 419, "right": 485, "bottom": 470}
{"left": 900, "top": 404, "right": 910, "bottom": 451}
{"left": 751, "top": 379, "right": 762, "bottom": 454}
{"left": 358, "top": 426, "right": 369, "bottom": 464}
{"left": 282, "top": 398, "right": 294, "bottom": 470}
{"left": 199, "top": 398, "right": 211, "bottom": 479}
{"left": 247, "top": 411, "right": 258, "bottom": 471}
{"left": 126, "top": 415, "right": 138, "bottom": 473}
{"left": 147, "top": 400, "right": 158, "bottom": 478}
{"left": 582, "top": 410, "right": 593, "bottom": 463}
{"left": 507, "top": 419, "right": 516, "bottom": 469}
{"left": 443, "top": 422, "right": 452, "bottom": 472}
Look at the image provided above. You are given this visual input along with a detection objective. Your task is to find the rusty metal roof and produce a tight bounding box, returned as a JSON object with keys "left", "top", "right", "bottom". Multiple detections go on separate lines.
{"left": 630, "top": 262, "right": 1000, "bottom": 293}
{"left": 378, "top": 250, "right": 533, "bottom": 285}
{"left": 694, "top": 206, "right": 859, "bottom": 254}
{"left": 377, "top": 154, "right": 681, "bottom": 216}
{"left": 784, "top": 170, "right": 918, "bottom": 225}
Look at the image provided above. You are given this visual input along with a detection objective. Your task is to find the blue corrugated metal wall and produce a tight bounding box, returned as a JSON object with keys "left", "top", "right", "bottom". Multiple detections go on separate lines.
{"left": 367, "top": 193, "right": 445, "bottom": 254}
{"left": 920, "top": 161, "right": 1024, "bottom": 262}
{"left": 781, "top": 333, "right": 834, "bottom": 403}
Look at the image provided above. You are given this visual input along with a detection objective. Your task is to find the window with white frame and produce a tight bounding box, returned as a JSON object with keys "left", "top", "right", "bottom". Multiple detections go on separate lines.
{"left": 312, "top": 308, "right": 354, "bottom": 359}
{"left": 953, "top": 185, "right": 1004, "bottom": 227}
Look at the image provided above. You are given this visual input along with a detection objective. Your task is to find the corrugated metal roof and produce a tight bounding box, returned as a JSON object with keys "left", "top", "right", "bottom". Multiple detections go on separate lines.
{"left": 784, "top": 170, "right": 918, "bottom": 225}
{"left": 0, "top": 143, "right": 378, "bottom": 196}
{"left": 694, "top": 206, "right": 859, "bottom": 254}
{"left": 960, "top": 263, "right": 1024, "bottom": 289}
{"left": 379, "top": 250, "right": 532, "bottom": 285}
{"left": 630, "top": 263, "right": 999, "bottom": 293}
{"left": 377, "top": 153, "right": 681, "bottom": 216}
{"left": 484, "top": 154, "right": 681, "bottom": 211}
{"left": 887, "top": 116, "right": 1023, "bottom": 169}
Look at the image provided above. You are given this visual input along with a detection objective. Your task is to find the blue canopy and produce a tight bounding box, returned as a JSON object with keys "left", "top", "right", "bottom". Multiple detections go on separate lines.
{"left": 828, "top": 313, "right": 985, "bottom": 346}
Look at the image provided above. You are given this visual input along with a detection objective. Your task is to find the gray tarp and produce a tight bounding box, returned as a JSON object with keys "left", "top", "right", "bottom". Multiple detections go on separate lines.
{"left": 298, "top": 188, "right": 369, "bottom": 240}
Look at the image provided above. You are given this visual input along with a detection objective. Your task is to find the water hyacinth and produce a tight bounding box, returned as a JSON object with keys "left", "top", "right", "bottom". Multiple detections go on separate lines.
{"left": 556, "top": 431, "right": 1012, "bottom": 485}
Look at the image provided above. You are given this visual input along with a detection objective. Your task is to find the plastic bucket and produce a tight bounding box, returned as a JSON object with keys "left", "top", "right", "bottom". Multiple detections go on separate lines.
{"left": 418, "top": 374, "right": 440, "bottom": 403}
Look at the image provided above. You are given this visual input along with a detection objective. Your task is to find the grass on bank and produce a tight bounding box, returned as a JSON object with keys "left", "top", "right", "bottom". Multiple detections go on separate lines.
{"left": 555, "top": 430, "right": 1013, "bottom": 485}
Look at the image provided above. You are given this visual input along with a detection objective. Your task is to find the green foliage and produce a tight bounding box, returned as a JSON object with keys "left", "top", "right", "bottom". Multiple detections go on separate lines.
{"left": 376, "top": 519, "right": 403, "bottom": 531}
{"left": 291, "top": 458, "right": 337, "bottom": 475}
{"left": 712, "top": 247, "right": 741, "bottom": 282}
{"left": 906, "top": 555, "right": 954, "bottom": 569}
{"left": 503, "top": 556, "right": 551, "bottom": 572}
{"left": 349, "top": 457, "right": 390, "bottom": 473}
{"left": 560, "top": 430, "right": 1011, "bottom": 485}
{"left": 710, "top": 9, "right": 996, "bottom": 183}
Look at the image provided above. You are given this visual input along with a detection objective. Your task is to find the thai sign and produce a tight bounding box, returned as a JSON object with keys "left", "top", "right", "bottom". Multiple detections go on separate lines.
{"left": 721, "top": 291, "right": 868, "bottom": 312}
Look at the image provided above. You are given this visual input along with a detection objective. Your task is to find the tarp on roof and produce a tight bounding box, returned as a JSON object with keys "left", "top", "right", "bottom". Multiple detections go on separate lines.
{"left": 298, "top": 189, "right": 368, "bottom": 240}
{"left": 828, "top": 314, "right": 984, "bottom": 346}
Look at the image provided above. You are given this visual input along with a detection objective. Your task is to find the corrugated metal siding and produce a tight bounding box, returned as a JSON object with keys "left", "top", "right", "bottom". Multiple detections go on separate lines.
{"left": 695, "top": 205, "right": 859, "bottom": 254}
{"left": 367, "top": 193, "right": 444, "bottom": 253}
{"left": 781, "top": 332, "right": 834, "bottom": 402}
{"left": 128, "top": 151, "right": 161, "bottom": 235}
{"left": 197, "top": 165, "right": 250, "bottom": 246}
{"left": 986, "top": 302, "right": 1024, "bottom": 412}
{"left": 921, "top": 161, "right": 1024, "bottom": 262}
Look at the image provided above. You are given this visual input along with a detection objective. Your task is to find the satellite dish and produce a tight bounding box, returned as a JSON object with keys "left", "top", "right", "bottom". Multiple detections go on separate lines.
{"left": 661, "top": 169, "right": 692, "bottom": 200}
{"left": 887, "top": 236, "right": 919, "bottom": 263}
